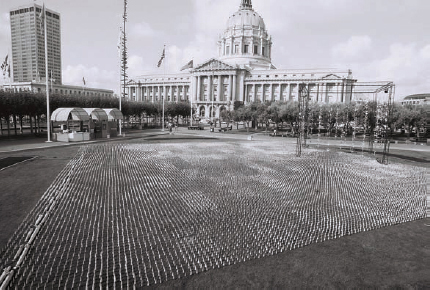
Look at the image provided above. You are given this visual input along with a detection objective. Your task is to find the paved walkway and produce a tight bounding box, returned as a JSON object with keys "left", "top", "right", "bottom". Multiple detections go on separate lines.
{"left": 0, "top": 129, "right": 167, "bottom": 153}
{"left": 1, "top": 127, "right": 429, "bottom": 154}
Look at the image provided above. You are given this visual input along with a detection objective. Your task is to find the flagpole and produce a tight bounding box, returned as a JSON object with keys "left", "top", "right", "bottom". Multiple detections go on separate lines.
{"left": 8, "top": 48, "right": 12, "bottom": 91}
{"left": 162, "top": 45, "right": 165, "bottom": 132}
{"left": 211, "top": 70, "right": 214, "bottom": 124}
{"left": 190, "top": 58, "right": 193, "bottom": 127}
{"left": 43, "top": 3, "right": 51, "bottom": 142}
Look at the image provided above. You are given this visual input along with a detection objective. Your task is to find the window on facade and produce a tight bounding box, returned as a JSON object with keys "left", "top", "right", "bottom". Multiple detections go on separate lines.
{"left": 254, "top": 45, "right": 258, "bottom": 55}
{"left": 244, "top": 45, "right": 249, "bottom": 53}
{"left": 226, "top": 46, "right": 229, "bottom": 55}
{"left": 262, "top": 47, "right": 265, "bottom": 56}
{"left": 235, "top": 45, "right": 239, "bottom": 54}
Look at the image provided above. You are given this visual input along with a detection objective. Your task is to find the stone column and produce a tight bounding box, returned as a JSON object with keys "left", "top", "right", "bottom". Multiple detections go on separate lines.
{"left": 245, "top": 84, "right": 249, "bottom": 103}
{"left": 261, "top": 83, "right": 266, "bottom": 102}
{"left": 324, "top": 83, "right": 329, "bottom": 103}
{"left": 289, "top": 84, "right": 293, "bottom": 101}
{"left": 240, "top": 36, "right": 243, "bottom": 55}
{"left": 260, "top": 36, "right": 264, "bottom": 57}
{"left": 219, "top": 75, "right": 224, "bottom": 101}
{"left": 176, "top": 85, "right": 180, "bottom": 103}
{"left": 316, "top": 83, "right": 320, "bottom": 103}
{"left": 208, "top": 74, "right": 212, "bottom": 102}
{"left": 228, "top": 75, "right": 232, "bottom": 102}
{"left": 279, "top": 83, "right": 282, "bottom": 101}
{"left": 140, "top": 87, "right": 143, "bottom": 101}
{"left": 197, "top": 75, "right": 201, "bottom": 102}
{"left": 239, "top": 73, "right": 245, "bottom": 102}
{"left": 179, "top": 85, "right": 182, "bottom": 102}
{"left": 232, "top": 74, "right": 237, "bottom": 102}
{"left": 270, "top": 83, "right": 273, "bottom": 101}
{"left": 192, "top": 76, "right": 196, "bottom": 102}
{"left": 223, "top": 39, "right": 226, "bottom": 56}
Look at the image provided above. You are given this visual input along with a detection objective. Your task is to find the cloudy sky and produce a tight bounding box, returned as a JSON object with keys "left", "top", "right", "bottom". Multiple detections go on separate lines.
{"left": 0, "top": 0, "right": 429, "bottom": 100}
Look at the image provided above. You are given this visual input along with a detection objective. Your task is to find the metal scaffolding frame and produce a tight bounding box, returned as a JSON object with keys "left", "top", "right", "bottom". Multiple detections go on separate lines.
{"left": 351, "top": 81, "right": 396, "bottom": 164}
{"left": 295, "top": 81, "right": 396, "bottom": 164}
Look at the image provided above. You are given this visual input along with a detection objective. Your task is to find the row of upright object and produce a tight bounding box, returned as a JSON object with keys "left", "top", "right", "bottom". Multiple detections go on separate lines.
{"left": 50, "top": 108, "right": 123, "bottom": 142}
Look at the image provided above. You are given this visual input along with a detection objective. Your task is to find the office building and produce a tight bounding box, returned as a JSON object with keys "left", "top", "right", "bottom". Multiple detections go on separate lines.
{"left": 10, "top": 3, "right": 62, "bottom": 84}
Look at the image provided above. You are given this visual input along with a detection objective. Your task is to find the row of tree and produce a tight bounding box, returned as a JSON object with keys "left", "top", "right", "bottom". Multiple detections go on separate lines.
{"left": 223, "top": 101, "right": 428, "bottom": 137}
{"left": 0, "top": 91, "right": 191, "bottom": 135}
{"left": 0, "top": 90, "right": 427, "bottom": 137}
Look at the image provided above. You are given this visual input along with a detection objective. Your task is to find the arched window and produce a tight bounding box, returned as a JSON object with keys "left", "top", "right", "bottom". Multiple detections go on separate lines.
{"left": 199, "top": 106, "right": 205, "bottom": 117}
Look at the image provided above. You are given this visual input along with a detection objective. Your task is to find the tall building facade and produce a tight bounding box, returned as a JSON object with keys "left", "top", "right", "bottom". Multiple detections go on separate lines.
{"left": 10, "top": 4, "right": 62, "bottom": 84}
{"left": 125, "top": 0, "right": 356, "bottom": 119}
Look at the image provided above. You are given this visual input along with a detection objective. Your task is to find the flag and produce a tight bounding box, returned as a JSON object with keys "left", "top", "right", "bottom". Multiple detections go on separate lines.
{"left": 180, "top": 60, "right": 193, "bottom": 71}
{"left": 117, "top": 27, "right": 123, "bottom": 57}
{"left": 157, "top": 47, "right": 165, "bottom": 68}
{"left": 82, "top": 77, "right": 86, "bottom": 85}
{"left": 1, "top": 55, "right": 7, "bottom": 71}
{"left": 38, "top": 4, "right": 45, "bottom": 35}
{"left": 1, "top": 55, "right": 8, "bottom": 76}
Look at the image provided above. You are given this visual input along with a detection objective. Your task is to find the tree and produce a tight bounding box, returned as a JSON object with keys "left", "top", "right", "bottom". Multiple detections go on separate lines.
{"left": 279, "top": 101, "right": 299, "bottom": 131}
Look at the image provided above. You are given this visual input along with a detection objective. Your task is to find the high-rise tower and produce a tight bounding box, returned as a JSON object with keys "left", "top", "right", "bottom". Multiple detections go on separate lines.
{"left": 10, "top": 4, "right": 62, "bottom": 84}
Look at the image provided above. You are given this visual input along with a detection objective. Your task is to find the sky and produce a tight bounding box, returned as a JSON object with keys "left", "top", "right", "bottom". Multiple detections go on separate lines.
{"left": 0, "top": 0, "right": 429, "bottom": 100}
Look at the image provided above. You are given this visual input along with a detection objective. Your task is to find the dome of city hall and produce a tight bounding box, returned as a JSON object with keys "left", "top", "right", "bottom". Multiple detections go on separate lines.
{"left": 226, "top": 6, "right": 266, "bottom": 30}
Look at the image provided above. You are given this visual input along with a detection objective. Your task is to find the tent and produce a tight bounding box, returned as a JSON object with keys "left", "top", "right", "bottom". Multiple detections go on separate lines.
{"left": 84, "top": 108, "right": 109, "bottom": 138}
{"left": 51, "top": 107, "right": 90, "bottom": 121}
{"left": 83, "top": 108, "right": 109, "bottom": 121}
{"left": 103, "top": 108, "right": 123, "bottom": 137}
{"left": 103, "top": 108, "right": 123, "bottom": 120}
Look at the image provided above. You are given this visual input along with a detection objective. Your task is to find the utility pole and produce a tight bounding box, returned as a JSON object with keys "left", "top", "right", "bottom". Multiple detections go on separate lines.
{"left": 296, "top": 83, "right": 309, "bottom": 157}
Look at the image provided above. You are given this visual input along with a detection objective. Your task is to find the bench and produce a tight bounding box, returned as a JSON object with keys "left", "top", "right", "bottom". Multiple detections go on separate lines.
{"left": 188, "top": 126, "right": 204, "bottom": 130}
{"left": 219, "top": 126, "right": 232, "bottom": 132}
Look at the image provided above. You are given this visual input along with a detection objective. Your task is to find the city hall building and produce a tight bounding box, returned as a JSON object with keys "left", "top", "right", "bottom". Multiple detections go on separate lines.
{"left": 125, "top": 0, "right": 356, "bottom": 119}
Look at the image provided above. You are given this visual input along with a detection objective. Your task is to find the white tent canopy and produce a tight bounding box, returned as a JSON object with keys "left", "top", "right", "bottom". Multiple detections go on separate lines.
{"left": 51, "top": 108, "right": 90, "bottom": 122}
{"left": 83, "top": 108, "right": 109, "bottom": 121}
{"left": 103, "top": 108, "right": 123, "bottom": 120}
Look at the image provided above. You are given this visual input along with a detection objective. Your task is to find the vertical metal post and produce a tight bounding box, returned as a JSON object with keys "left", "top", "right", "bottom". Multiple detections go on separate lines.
{"left": 43, "top": 4, "right": 51, "bottom": 142}
{"left": 381, "top": 84, "right": 395, "bottom": 165}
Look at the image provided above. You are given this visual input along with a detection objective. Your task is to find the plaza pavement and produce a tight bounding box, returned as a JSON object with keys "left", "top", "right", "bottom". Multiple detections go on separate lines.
{"left": 0, "top": 128, "right": 429, "bottom": 288}
{"left": 1, "top": 126, "right": 429, "bottom": 154}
